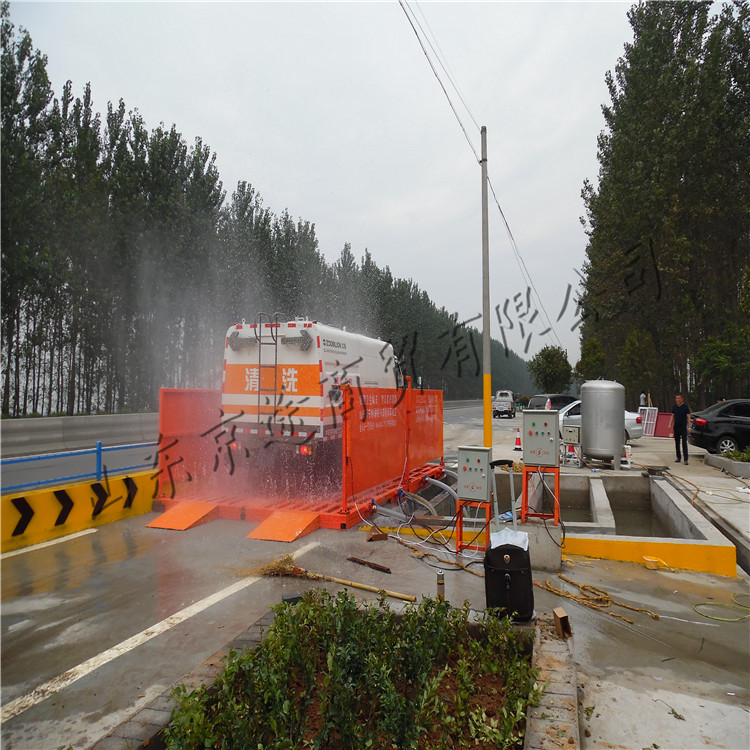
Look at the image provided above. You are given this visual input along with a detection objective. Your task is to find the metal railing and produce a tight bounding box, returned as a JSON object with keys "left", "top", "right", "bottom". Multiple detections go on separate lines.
{"left": 1, "top": 441, "right": 157, "bottom": 494}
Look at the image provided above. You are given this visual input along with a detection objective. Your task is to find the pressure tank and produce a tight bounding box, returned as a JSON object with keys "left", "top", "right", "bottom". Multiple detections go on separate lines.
{"left": 581, "top": 380, "right": 625, "bottom": 470}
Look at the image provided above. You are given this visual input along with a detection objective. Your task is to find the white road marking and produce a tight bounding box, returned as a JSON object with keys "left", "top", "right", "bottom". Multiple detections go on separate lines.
{"left": 1, "top": 541, "right": 320, "bottom": 722}
{"left": 1, "top": 529, "right": 98, "bottom": 559}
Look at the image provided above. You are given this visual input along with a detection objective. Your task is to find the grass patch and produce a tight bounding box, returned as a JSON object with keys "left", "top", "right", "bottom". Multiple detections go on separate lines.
{"left": 164, "top": 590, "right": 542, "bottom": 749}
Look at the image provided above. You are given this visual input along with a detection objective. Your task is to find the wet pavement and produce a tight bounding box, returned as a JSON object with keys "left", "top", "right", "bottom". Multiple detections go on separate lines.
{"left": 1, "top": 406, "right": 748, "bottom": 749}
{"left": 454, "top": 410, "right": 750, "bottom": 749}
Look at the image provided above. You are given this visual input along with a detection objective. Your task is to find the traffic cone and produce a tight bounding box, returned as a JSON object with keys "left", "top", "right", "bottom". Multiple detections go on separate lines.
{"left": 514, "top": 428, "right": 522, "bottom": 451}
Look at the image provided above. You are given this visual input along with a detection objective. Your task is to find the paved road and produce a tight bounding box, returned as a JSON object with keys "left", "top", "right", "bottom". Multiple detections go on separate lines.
{"left": 1, "top": 400, "right": 491, "bottom": 492}
{"left": 1, "top": 403, "right": 483, "bottom": 748}
{"left": 2, "top": 404, "right": 748, "bottom": 750}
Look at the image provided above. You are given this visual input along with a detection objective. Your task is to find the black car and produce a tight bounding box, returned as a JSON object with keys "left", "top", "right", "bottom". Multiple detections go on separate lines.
{"left": 689, "top": 399, "right": 750, "bottom": 454}
{"left": 526, "top": 393, "right": 578, "bottom": 410}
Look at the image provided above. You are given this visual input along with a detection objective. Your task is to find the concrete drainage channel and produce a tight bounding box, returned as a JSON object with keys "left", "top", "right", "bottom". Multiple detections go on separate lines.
{"left": 90, "top": 610, "right": 579, "bottom": 750}
{"left": 489, "top": 471, "right": 739, "bottom": 578}
{"left": 561, "top": 474, "right": 738, "bottom": 577}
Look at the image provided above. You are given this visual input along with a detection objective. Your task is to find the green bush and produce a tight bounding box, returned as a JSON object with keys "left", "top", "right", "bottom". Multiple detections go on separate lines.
{"left": 163, "top": 590, "right": 542, "bottom": 750}
{"left": 724, "top": 446, "right": 750, "bottom": 463}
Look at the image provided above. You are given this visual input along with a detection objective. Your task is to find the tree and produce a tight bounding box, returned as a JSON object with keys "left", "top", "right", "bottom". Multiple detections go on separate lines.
{"left": 579, "top": 0, "right": 749, "bottom": 407}
{"left": 693, "top": 328, "right": 750, "bottom": 404}
{"left": 527, "top": 346, "right": 572, "bottom": 393}
{"left": 1, "top": 2, "right": 534, "bottom": 415}
{"left": 1, "top": 1, "right": 54, "bottom": 414}
{"left": 616, "top": 329, "right": 660, "bottom": 410}
{"left": 574, "top": 337, "right": 606, "bottom": 382}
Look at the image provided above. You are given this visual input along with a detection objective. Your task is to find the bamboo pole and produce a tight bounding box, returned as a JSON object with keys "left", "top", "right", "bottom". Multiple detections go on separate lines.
{"left": 255, "top": 554, "right": 416, "bottom": 603}
{"left": 305, "top": 571, "right": 416, "bottom": 602}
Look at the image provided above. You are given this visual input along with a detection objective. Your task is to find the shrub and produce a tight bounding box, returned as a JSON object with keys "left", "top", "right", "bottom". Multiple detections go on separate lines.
{"left": 163, "top": 590, "right": 542, "bottom": 749}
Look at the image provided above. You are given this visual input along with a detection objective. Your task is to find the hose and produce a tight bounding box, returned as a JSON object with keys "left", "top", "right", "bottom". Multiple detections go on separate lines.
{"left": 693, "top": 593, "right": 750, "bottom": 622}
{"left": 535, "top": 573, "right": 659, "bottom": 624}
{"left": 373, "top": 503, "right": 413, "bottom": 523}
{"left": 425, "top": 476, "right": 458, "bottom": 504}
{"left": 399, "top": 489, "right": 438, "bottom": 516}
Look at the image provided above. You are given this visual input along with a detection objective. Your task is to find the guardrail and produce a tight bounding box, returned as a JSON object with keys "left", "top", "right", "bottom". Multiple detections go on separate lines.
{"left": 1, "top": 441, "right": 157, "bottom": 494}
{"left": 1, "top": 413, "right": 159, "bottom": 458}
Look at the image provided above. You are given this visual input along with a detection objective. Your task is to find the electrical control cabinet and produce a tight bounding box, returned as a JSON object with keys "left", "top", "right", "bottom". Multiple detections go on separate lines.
{"left": 457, "top": 445, "right": 492, "bottom": 502}
{"left": 562, "top": 424, "right": 580, "bottom": 444}
{"left": 522, "top": 410, "right": 560, "bottom": 467}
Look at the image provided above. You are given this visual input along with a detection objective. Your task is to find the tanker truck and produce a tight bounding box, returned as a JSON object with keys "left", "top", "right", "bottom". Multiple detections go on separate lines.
{"left": 221, "top": 314, "right": 404, "bottom": 494}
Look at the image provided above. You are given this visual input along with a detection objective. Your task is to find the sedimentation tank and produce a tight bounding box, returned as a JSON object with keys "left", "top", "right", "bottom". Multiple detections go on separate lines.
{"left": 581, "top": 380, "right": 625, "bottom": 470}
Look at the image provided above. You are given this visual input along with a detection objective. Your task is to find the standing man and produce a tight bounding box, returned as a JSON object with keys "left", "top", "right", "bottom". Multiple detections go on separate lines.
{"left": 670, "top": 393, "right": 691, "bottom": 465}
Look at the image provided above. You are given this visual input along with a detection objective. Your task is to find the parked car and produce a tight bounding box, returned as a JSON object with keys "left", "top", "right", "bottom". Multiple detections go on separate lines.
{"left": 526, "top": 393, "right": 578, "bottom": 411}
{"left": 689, "top": 399, "right": 750, "bottom": 454}
{"left": 492, "top": 390, "right": 516, "bottom": 418}
{"left": 557, "top": 400, "right": 644, "bottom": 442}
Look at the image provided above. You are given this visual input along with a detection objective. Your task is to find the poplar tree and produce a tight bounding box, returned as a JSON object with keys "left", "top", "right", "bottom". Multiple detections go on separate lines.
{"left": 580, "top": 0, "right": 749, "bottom": 408}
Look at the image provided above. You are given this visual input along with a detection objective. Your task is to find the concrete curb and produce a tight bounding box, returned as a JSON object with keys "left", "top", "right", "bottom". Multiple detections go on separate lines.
{"left": 704, "top": 453, "right": 750, "bottom": 479}
{"left": 524, "top": 615, "right": 580, "bottom": 750}
{"left": 88, "top": 609, "right": 577, "bottom": 750}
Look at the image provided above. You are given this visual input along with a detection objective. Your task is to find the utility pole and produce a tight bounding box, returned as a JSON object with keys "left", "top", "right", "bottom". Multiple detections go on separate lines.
{"left": 481, "top": 126, "right": 491, "bottom": 449}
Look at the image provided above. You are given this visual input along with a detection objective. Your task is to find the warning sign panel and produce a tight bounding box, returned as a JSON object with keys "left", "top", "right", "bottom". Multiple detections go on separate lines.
{"left": 1, "top": 472, "right": 157, "bottom": 553}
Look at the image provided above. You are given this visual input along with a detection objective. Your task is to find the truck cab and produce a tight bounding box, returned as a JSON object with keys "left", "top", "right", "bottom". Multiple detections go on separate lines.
{"left": 492, "top": 390, "right": 516, "bottom": 419}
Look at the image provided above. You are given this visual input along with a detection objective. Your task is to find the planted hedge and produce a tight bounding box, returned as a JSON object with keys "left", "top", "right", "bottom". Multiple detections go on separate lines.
{"left": 164, "top": 590, "right": 542, "bottom": 749}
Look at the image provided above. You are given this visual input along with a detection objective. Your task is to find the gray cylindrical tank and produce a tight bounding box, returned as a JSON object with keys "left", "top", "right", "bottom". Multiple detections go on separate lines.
{"left": 581, "top": 380, "right": 625, "bottom": 469}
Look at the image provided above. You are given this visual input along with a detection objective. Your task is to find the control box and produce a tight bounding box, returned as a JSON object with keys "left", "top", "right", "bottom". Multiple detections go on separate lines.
{"left": 562, "top": 424, "right": 580, "bottom": 444}
{"left": 523, "top": 410, "right": 560, "bottom": 467}
{"left": 457, "top": 445, "right": 492, "bottom": 503}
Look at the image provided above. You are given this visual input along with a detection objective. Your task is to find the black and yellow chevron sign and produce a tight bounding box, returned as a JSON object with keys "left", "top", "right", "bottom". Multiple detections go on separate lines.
{"left": 1, "top": 472, "right": 157, "bottom": 553}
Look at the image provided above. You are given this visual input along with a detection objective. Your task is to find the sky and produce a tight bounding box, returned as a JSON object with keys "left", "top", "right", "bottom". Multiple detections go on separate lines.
{"left": 9, "top": 0, "right": 635, "bottom": 364}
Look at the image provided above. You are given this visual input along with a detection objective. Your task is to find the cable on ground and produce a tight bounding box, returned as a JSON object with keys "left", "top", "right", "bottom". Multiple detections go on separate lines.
{"left": 693, "top": 593, "right": 750, "bottom": 622}
{"left": 535, "top": 573, "right": 660, "bottom": 625}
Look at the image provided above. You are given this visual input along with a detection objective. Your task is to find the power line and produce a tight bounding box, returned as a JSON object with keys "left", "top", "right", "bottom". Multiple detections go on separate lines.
{"left": 487, "top": 176, "right": 562, "bottom": 348}
{"left": 398, "top": 0, "right": 479, "bottom": 162}
{"left": 399, "top": 1, "right": 563, "bottom": 351}
{"left": 410, "top": 1, "right": 482, "bottom": 133}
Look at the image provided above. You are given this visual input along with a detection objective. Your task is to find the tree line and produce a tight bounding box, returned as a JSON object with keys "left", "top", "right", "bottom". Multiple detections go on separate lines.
{"left": 577, "top": 0, "right": 749, "bottom": 411}
{"left": 1, "top": 3, "right": 532, "bottom": 417}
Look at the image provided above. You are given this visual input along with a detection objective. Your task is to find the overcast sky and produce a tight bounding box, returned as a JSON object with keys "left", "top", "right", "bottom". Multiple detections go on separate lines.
{"left": 10, "top": 0, "right": 635, "bottom": 364}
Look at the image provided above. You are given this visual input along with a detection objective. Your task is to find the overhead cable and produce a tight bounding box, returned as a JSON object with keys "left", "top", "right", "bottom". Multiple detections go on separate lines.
{"left": 398, "top": 0, "right": 480, "bottom": 162}
{"left": 411, "top": 1, "right": 482, "bottom": 132}
{"left": 487, "top": 176, "right": 563, "bottom": 348}
{"left": 400, "top": 0, "right": 563, "bottom": 350}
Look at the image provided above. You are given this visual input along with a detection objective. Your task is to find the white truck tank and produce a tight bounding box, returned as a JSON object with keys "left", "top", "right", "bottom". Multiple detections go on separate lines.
{"left": 222, "top": 316, "right": 401, "bottom": 442}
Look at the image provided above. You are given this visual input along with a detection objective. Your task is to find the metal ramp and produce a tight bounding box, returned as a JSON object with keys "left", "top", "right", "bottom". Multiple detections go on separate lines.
{"left": 146, "top": 500, "right": 219, "bottom": 530}
{"left": 148, "top": 482, "right": 341, "bottom": 539}
{"left": 247, "top": 510, "right": 321, "bottom": 542}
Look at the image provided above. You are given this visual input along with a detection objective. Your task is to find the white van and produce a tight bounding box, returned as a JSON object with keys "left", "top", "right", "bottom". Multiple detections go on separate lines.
{"left": 492, "top": 390, "right": 516, "bottom": 419}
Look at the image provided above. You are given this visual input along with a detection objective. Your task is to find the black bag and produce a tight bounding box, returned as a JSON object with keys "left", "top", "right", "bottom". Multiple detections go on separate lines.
{"left": 484, "top": 543, "right": 534, "bottom": 622}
